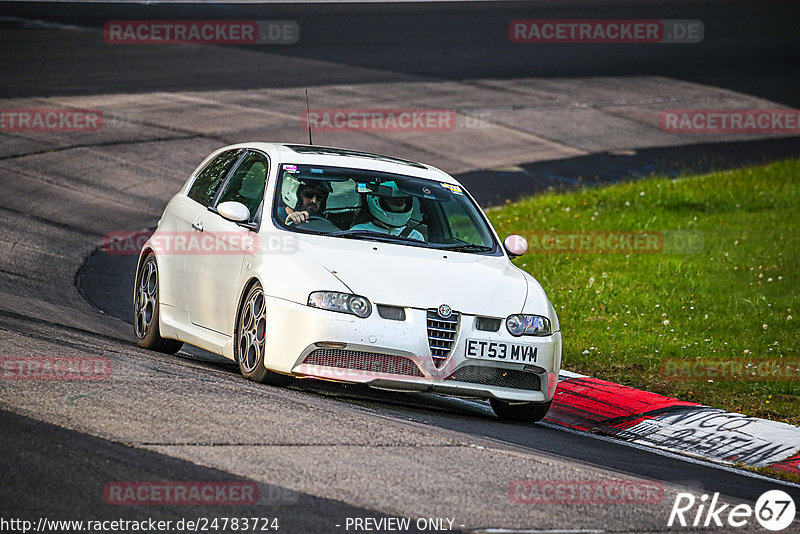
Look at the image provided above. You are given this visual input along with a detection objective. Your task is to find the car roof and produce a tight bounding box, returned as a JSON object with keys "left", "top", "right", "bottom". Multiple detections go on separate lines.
{"left": 227, "top": 142, "right": 460, "bottom": 185}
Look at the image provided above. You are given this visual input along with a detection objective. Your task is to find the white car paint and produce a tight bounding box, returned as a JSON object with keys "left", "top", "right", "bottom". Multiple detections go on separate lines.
{"left": 137, "top": 142, "right": 562, "bottom": 412}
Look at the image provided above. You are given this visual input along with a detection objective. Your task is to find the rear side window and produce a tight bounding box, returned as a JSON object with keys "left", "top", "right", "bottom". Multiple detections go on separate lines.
{"left": 187, "top": 149, "right": 243, "bottom": 207}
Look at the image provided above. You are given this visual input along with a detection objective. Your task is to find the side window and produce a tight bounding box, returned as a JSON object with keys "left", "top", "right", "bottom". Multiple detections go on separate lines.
{"left": 215, "top": 152, "right": 269, "bottom": 222}
{"left": 187, "top": 149, "right": 243, "bottom": 207}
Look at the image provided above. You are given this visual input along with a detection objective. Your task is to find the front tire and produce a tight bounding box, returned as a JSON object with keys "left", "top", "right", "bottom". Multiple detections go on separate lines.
{"left": 133, "top": 254, "right": 183, "bottom": 354}
{"left": 490, "top": 399, "right": 551, "bottom": 423}
{"left": 236, "top": 283, "right": 293, "bottom": 387}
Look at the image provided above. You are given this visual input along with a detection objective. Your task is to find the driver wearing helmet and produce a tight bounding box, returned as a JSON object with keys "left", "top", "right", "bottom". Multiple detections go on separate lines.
{"left": 278, "top": 174, "right": 331, "bottom": 225}
{"left": 351, "top": 181, "right": 424, "bottom": 241}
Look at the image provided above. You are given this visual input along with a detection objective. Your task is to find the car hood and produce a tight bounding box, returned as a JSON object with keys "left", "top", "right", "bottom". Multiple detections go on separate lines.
{"left": 305, "top": 238, "right": 534, "bottom": 317}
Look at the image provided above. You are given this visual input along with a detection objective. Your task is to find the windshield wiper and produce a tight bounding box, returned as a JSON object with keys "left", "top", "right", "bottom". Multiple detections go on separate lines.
{"left": 328, "top": 229, "right": 424, "bottom": 244}
{"left": 436, "top": 243, "right": 494, "bottom": 253}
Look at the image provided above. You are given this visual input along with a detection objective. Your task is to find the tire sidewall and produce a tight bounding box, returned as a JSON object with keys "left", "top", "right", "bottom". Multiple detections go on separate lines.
{"left": 133, "top": 255, "right": 160, "bottom": 347}
{"left": 235, "top": 283, "right": 292, "bottom": 387}
{"left": 236, "top": 283, "right": 267, "bottom": 381}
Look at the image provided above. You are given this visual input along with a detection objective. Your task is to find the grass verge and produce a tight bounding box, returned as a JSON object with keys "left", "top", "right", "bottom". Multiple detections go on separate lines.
{"left": 487, "top": 159, "right": 799, "bottom": 426}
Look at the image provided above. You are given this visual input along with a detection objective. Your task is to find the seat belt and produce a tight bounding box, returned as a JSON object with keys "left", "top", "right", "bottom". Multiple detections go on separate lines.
{"left": 400, "top": 220, "right": 421, "bottom": 238}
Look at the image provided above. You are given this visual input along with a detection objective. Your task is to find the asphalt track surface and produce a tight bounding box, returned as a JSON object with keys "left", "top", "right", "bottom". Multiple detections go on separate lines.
{"left": 1, "top": 1, "right": 800, "bottom": 533}
{"left": 1, "top": 0, "right": 799, "bottom": 107}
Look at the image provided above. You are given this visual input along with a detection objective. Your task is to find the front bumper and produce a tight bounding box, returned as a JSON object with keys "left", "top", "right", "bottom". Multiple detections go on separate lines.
{"left": 264, "top": 296, "right": 561, "bottom": 403}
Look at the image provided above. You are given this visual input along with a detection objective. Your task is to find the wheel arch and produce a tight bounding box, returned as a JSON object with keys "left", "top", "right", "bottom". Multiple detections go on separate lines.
{"left": 134, "top": 247, "right": 156, "bottom": 294}
{"left": 133, "top": 246, "right": 160, "bottom": 300}
{"left": 132, "top": 248, "right": 184, "bottom": 354}
{"left": 135, "top": 246, "right": 156, "bottom": 272}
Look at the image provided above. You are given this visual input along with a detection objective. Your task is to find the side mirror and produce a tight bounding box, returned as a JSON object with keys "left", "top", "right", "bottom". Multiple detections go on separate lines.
{"left": 504, "top": 234, "right": 528, "bottom": 258}
{"left": 217, "top": 201, "right": 250, "bottom": 223}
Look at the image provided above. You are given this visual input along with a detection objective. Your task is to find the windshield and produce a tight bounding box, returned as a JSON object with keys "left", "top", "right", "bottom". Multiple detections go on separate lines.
{"left": 273, "top": 164, "right": 499, "bottom": 253}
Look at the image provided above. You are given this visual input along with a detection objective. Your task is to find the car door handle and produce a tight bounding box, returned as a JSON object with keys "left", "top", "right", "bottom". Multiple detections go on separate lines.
{"left": 192, "top": 222, "right": 204, "bottom": 232}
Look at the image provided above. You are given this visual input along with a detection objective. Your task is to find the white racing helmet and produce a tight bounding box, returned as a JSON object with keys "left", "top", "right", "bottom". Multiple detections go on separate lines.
{"left": 366, "top": 181, "right": 414, "bottom": 227}
{"left": 280, "top": 173, "right": 332, "bottom": 210}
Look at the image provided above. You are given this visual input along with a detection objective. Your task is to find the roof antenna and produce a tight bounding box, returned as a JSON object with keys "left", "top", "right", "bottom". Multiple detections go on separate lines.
{"left": 305, "top": 89, "right": 313, "bottom": 145}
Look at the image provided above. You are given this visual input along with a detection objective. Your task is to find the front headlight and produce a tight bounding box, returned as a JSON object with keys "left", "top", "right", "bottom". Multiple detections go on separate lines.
{"left": 506, "top": 314, "right": 551, "bottom": 336}
{"left": 308, "top": 291, "right": 372, "bottom": 318}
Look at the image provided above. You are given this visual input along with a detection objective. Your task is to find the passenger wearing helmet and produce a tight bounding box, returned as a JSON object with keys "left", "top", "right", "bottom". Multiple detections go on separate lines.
{"left": 352, "top": 181, "right": 424, "bottom": 241}
{"left": 278, "top": 173, "right": 331, "bottom": 225}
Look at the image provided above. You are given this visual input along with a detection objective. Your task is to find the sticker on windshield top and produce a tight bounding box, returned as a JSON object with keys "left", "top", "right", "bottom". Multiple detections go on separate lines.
{"left": 441, "top": 183, "right": 463, "bottom": 195}
{"left": 357, "top": 183, "right": 369, "bottom": 193}
{"left": 310, "top": 168, "right": 324, "bottom": 174}
{"left": 284, "top": 165, "right": 298, "bottom": 173}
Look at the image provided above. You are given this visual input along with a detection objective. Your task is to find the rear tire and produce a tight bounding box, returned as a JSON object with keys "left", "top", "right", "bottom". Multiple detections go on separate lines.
{"left": 133, "top": 254, "right": 183, "bottom": 354}
{"left": 236, "top": 282, "right": 293, "bottom": 387}
{"left": 490, "top": 399, "right": 551, "bottom": 423}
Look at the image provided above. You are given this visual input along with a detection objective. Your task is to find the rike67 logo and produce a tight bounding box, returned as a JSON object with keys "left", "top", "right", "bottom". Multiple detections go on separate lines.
{"left": 669, "top": 490, "right": 796, "bottom": 531}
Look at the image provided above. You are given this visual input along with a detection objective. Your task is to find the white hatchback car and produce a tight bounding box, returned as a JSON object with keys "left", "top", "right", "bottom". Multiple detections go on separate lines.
{"left": 134, "top": 143, "right": 562, "bottom": 421}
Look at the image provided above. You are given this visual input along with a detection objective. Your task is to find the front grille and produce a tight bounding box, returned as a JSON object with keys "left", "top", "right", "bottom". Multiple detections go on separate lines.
{"left": 447, "top": 365, "right": 541, "bottom": 391}
{"left": 303, "top": 349, "right": 424, "bottom": 377}
{"left": 427, "top": 309, "right": 459, "bottom": 367}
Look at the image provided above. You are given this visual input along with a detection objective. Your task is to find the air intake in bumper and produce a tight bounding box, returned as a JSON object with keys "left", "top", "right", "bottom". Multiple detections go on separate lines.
{"left": 447, "top": 365, "right": 541, "bottom": 391}
{"left": 302, "top": 349, "right": 425, "bottom": 377}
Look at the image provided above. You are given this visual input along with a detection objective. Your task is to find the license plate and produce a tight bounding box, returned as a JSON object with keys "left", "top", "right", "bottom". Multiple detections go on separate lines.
{"left": 465, "top": 339, "right": 538, "bottom": 363}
